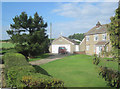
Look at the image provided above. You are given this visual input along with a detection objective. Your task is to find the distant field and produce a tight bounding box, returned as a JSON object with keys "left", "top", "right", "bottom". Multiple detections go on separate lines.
{"left": 0, "top": 42, "right": 15, "bottom": 49}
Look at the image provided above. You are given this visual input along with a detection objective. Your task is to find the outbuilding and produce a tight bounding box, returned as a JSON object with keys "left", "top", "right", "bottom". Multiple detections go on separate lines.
{"left": 49, "top": 36, "right": 80, "bottom": 54}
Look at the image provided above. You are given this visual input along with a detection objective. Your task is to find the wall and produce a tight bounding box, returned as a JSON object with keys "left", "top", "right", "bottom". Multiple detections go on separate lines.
{"left": 49, "top": 37, "right": 75, "bottom": 53}
{"left": 85, "top": 33, "right": 111, "bottom": 55}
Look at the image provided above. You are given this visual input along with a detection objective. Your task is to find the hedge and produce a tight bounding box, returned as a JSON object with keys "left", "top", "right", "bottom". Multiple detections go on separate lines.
{"left": 3, "top": 53, "right": 29, "bottom": 70}
{"left": 3, "top": 53, "right": 64, "bottom": 88}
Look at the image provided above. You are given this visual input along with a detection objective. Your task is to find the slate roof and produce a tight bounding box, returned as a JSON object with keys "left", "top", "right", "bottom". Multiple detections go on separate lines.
{"left": 85, "top": 23, "right": 108, "bottom": 36}
{"left": 62, "top": 36, "right": 79, "bottom": 45}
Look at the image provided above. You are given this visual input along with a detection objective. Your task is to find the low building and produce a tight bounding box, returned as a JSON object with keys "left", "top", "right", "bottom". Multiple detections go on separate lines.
{"left": 49, "top": 36, "right": 80, "bottom": 54}
{"left": 80, "top": 21, "right": 112, "bottom": 55}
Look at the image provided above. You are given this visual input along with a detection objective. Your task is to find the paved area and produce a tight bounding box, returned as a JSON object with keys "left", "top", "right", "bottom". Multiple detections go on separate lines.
{"left": 29, "top": 54, "right": 72, "bottom": 65}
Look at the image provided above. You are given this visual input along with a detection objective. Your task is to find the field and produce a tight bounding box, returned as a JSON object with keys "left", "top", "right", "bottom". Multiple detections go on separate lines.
{"left": 40, "top": 54, "right": 108, "bottom": 87}
{"left": 0, "top": 42, "right": 15, "bottom": 49}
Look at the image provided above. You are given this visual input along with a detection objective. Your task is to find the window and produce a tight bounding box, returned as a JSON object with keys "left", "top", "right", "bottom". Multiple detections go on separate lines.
{"left": 94, "top": 35, "right": 98, "bottom": 41}
{"left": 102, "top": 34, "right": 106, "bottom": 40}
{"left": 96, "top": 26, "right": 101, "bottom": 30}
{"left": 86, "top": 36, "right": 89, "bottom": 41}
{"left": 86, "top": 46, "right": 89, "bottom": 51}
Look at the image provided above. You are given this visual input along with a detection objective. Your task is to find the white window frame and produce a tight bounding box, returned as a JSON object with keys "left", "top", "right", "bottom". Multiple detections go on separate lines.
{"left": 102, "top": 34, "right": 107, "bottom": 41}
{"left": 86, "top": 45, "right": 89, "bottom": 51}
{"left": 94, "top": 35, "right": 98, "bottom": 41}
{"left": 86, "top": 36, "right": 89, "bottom": 41}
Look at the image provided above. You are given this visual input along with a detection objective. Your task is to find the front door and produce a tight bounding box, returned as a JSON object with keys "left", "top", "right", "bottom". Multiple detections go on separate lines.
{"left": 96, "top": 46, "right": 102, "bottom": 55}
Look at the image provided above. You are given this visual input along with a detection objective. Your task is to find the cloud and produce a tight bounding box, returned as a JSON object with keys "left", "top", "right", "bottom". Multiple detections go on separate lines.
{"left": 1, "top": 0, "right": 119, "bottom": 2}
{"left": 2, "top": 26, "right": 10, "bottom": 40}
{"left": 51, "top": 2, "right": 118, "bottom": 38}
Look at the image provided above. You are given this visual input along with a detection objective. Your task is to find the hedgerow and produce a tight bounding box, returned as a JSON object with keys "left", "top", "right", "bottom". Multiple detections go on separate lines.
{"left": 3, "top": 53, "right": 64, "bottom": 88}
{"left": 99, "top": 66, "right": 120, "bottom": 88}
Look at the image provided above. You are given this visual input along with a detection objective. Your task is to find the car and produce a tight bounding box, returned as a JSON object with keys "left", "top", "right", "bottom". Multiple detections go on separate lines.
{"left": 58, "top": 47, "right": 67, "bottom": 54}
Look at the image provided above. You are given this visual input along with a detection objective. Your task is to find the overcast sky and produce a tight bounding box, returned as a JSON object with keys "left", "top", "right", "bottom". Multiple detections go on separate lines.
{"left": 1, "top": 0, "right": 118, "bottom": 40}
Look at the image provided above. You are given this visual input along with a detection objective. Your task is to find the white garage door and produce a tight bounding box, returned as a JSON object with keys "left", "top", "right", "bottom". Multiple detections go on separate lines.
{"left": 52, "top": 44, "right": 70, "bottom": 53}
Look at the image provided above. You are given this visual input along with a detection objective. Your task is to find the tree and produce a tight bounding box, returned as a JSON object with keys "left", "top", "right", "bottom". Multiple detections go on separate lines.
{"left": 7, "top": 12, "right": 49, "bottom": 57}
{"left": 68, "top": 33, "right": 84, "bottom": 41}
{"left": 108, "top": 3, "right": 120, "bottom": 60}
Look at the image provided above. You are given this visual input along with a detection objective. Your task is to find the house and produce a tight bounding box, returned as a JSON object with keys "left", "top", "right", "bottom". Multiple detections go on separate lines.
{"left": 49, "top": 36, "right": 80, "bottom": 54}
{"left": 80, "top": 21, "right": 112, "bottom": 55}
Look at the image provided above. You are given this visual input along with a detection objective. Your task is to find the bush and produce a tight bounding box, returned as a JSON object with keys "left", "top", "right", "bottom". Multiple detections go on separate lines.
{"left": 4, "top": 53, "right": 64, "bottom": 88}
{"left": 6, "top": 65, "right": 36, "bottom": 87}
{"left": 3, "top": 53, "right": 29, "bottom": 70}
{"left": 99, "top": 66, "right": 120, "bottom": 88}
{"left": 93, "top": 54, "right": 100, "bottom": 65}
{"left": 7, "top": 66, "right": 64, "bottom": 88}
{"left": 21, "top": 73, "right": 64, "bottom": 88}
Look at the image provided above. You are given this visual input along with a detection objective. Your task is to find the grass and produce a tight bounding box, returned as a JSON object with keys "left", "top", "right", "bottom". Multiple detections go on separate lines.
{"left": 40, "top": 54, "right": 108, "bottom": 87}
{"left": 0, "top": 42, "right": 15, "bottom": 49}
{"left": 29, "top": 53, "right": 50, "bottom": 62}
{"left": 99, "top": 57, "right": 119, "bottom": 71}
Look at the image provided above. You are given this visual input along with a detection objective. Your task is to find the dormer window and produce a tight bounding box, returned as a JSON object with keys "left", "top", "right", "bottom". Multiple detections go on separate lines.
{"left": 86, "top": 36, "right": 89, "bottom": 41}
{"left": 94, "top": 35, "right": 98, "bottom": 41}
{"left": 96, "top": 26, "right": 101, "bottom": 30}
{"left": 102, "top": 34, "right": 106, "bottom": 40}
{"left": 96, "top": 21, "right": 101, "bottom": 27}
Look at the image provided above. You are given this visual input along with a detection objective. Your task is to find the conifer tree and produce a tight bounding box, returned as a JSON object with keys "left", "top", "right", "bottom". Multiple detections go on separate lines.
{"left": 7, "top": 12, "right": 49, "bottom": 57}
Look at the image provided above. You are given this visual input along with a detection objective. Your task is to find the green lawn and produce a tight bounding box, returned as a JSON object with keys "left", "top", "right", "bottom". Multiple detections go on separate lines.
{"left": 99, "top": 58, "right": 118, "bottom": 71}
{"left": 40, "top": 54, "right": 108, "bottom": 87}
{"left": 29, "top": 53, "right": 50, "bottom": 62}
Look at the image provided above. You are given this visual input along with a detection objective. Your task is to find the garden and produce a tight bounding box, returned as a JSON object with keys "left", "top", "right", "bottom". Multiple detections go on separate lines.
{"left": 1, "top": 2, "right": 120, "bottom": 88}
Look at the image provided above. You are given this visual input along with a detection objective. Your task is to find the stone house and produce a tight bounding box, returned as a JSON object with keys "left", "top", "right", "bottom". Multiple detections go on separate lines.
{"left": 80, "top": 22, "right": 112, "bottom": 55}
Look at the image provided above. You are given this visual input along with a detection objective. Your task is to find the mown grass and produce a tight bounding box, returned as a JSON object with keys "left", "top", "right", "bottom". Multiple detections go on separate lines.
{"left": 40, "top": 54, "right": 108, "bottom": 87}
{"left": 29, "top": 53, "right": 50, "bottom": 62}
{"left": 99, "top": 57, "right": 118, "bottom": 71}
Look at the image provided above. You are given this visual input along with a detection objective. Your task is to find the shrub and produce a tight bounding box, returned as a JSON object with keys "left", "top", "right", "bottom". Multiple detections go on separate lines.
{"left": 99, "top": 66, "right": 120, "bottom": 88}
{"left": 7, "top": 66, "right": 64, "bottom": 88}
{"left": 3, "top": 53, "right": 29, "bottom": 70}
{"left": 21, "top": 73, "right": 64, "bottom": 88}
{"left": 4, "top": 53, "right": 64, "bottom": 88}
{"left": 6, "top": 65, "right": 36, "bottom": 87}
{"left": 93, "top": 54, "right": 100, "bottom": 65}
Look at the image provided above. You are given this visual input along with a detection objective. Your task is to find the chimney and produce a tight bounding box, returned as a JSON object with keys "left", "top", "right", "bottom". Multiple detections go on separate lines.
{"left": 96, "top": 21, "right": 101, "bottom": 27}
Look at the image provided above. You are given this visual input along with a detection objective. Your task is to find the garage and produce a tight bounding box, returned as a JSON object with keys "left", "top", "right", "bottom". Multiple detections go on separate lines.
{"left": 52, "top": 44, "right": 70, "bottom": 53}
{"left": 49, "top": 36, "right": 79, "bottom": 54}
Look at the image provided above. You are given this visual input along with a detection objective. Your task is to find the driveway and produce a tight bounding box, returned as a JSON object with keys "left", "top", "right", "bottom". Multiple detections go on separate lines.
{"left": 29, "top": 53, "right": 72, "bottom": 65}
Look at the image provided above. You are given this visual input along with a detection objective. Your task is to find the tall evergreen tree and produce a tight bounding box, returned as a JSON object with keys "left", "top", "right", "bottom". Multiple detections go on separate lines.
{"left": 7, "top": 12, "right": 49, "bottom": 57}
{"left": 108, "top": 3, "right": 120, "bottom": 60}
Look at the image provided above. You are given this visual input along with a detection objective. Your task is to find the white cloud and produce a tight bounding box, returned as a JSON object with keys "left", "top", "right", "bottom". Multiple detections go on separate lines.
{"left": 51, "top": 2, "right": 118, "bottom": 38}
{"left": 1, "top": 0, "right": 119, "bottom": 2}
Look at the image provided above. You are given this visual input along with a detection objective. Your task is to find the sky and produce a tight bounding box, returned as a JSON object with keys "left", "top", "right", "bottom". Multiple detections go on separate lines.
{"left": 1, "top": 0, "right": 118, "bottom": 40}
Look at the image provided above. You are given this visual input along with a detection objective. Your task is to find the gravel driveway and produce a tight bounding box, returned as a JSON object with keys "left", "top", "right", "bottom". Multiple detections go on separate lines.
{"left": 29, "top": 54, "right": 72, "bottom": 65}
